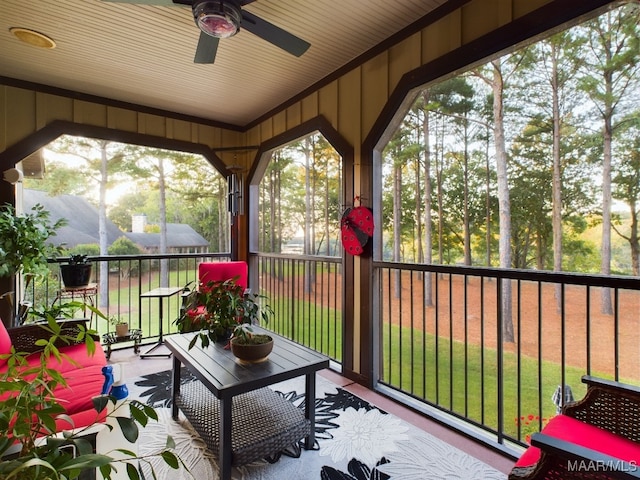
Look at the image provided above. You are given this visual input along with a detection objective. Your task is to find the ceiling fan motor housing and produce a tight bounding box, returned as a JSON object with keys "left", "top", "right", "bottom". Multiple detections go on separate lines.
{"left": 193, "top": 0, "right": 242, "bottom": 38}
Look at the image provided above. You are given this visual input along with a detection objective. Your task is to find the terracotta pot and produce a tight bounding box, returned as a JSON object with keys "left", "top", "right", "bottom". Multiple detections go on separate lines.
{"left": 230, "top": 336, "right": 273, "bottom": 363}
{"left": 115, "top": 323, "right": 129, "bottom": 338}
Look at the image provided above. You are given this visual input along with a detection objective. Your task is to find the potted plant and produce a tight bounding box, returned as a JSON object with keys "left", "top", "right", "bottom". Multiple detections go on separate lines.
{"left": 0, "top": 203, "right": 65, "bottom": 324}
{"left": 59, "top": 254, "right": 93, "bottom": 288}
{"left": 229, "top": 323, "right": 274, "bottom": 363}
{"left": 110, "top": 315, "right": 130, "bottom": 338}
{"left": 0, "top": 315, "right": 184, "bottom": 479}
{"left": 175, "top": 277, "right": 273, "bottom": 357}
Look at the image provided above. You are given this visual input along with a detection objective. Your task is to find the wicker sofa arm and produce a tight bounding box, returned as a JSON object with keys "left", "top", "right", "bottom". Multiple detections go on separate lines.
{"left": 7, "top": 319, "right": 95, "bottom": 355}
{"left": 562, "top": 375, "right": 640, "bottom": 442}
{"left": 508, "top": 433, "right": 640, "bottom": 480}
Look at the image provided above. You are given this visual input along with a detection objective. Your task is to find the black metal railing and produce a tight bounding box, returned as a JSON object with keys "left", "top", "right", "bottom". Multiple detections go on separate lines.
{"left": 255, "top": 253, "right": 343, "bottom": 364}
{"left": 25, "top": 251, "right": 640, "bottom": 457}
{"left": 24, "top": 253, "right": 231, "bottom": 349}
{"left": 373, "top": 261, "right": 640, "bottom": 456}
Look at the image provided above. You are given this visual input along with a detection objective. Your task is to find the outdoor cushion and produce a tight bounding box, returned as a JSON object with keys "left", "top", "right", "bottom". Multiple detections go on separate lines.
{"left": 0, "top": 320, "right": 108, "bottom": 432}
{"left": 515, "top": 414, "right": 640, "bottom": 468}
{"left": 20, "top": 342, "right": 107, "bottom": 374}
{"left": 0, "top": 320, "right": 11, "bottom": 367}
{"left": 188, "top": 262, "right": 250, "bottom": 319}
{"left": 198, "top": 261, "right": 248, "bottom": 289}
{"left": 51, "top": 363, "right": 108, "bottom": 423}
{"left": 56, "top": 407, "right": 106, "bottom": 432}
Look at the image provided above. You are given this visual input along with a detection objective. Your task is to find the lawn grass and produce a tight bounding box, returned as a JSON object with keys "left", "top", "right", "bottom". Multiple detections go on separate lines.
{"left": 267, "top": 292, "right": 343, "bottom": 361}
{"left": 381, "top": 320, "right": 613, "bottom": 441}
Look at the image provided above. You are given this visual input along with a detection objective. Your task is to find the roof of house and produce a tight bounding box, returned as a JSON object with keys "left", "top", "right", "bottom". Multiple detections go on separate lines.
{"left": 24, "top": 189, "right": 209, "bottom": 250}
{"left": 126, "top": 224, "right": 209, "bottom": 249}
{"left": 24, "top": 189, "right": 124, "bottom": 248}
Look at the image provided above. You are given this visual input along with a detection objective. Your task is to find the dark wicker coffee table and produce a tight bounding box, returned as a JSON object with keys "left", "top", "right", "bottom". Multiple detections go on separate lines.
{"left": 165, "top": 328, "right": 329, "bottom": 480}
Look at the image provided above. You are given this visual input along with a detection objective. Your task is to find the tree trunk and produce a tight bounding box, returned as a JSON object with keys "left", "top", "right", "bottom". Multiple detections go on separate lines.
{"left": 422, "top": 93, "right": 433, "bottom": 307}
{"left": 393, "top": 159, "right": 402, "bottom": 298}
{"left": 551, "top": 41, "right": 563, "bottom": 312}
{"left": 98, "top": 141, "right": 110, "bottom": 309}
{"left": 600, "top": 86, "right": 613, "bottom": 314}
{"left": 158, "top": 156, "right": 169, "bottom": 288}
{"left": 304, "top": 138, "right": 313, "bottom": 294}
{"left": 630, "top": 200, "right": 639, "bottom": 276}
{"left": 492, "top": 60, "right": 515, "bottom": 343}
{"left": 463, "top": 118, "right": 471, "bottom": 266}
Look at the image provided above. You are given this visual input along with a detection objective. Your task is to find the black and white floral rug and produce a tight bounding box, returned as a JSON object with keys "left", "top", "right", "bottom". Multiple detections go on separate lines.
{"left": 128, "top": 370, "right": 507, "bottom": 480}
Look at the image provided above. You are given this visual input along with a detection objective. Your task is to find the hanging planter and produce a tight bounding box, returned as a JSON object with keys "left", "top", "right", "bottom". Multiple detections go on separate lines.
{"left": 60, "top": 255, "right": 92, "bottom": 288}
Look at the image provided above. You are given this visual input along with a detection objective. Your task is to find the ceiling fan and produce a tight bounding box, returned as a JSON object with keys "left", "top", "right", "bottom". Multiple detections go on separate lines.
{"left": 102, "top": 0, "right": 311, "bottom": 64}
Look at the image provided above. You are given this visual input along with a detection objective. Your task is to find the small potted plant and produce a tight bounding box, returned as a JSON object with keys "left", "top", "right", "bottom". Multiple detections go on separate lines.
{"left": 59, "top": 254, "right": 92, "bottom": 288}
{"left": 229, "top": 322, "right": 274, "bottom": 363}
{"left": 175, "top": 277, "right": 274, "bottom": 358}
{"left": 110, "top": 315, "right": 130, "bottom": 338}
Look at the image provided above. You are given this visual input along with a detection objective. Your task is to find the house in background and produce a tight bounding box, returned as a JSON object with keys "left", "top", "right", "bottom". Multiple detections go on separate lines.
{"left": 24, "top": 189, "right": 123, "bottom": 249}
{"left": 24, "top": 190, "right": 208, "bottom": 253}
{"left": 126, "top": 214, "right": 209, "bottom": 254}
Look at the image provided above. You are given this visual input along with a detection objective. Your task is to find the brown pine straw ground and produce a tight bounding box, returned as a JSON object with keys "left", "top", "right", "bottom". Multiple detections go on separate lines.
{"left": 378, "top": 272, "right": 640, "bottom": 384}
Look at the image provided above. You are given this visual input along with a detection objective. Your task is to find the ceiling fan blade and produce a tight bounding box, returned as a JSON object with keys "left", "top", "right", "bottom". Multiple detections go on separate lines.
{"left": 101, "top": 0, "right": 183, "bottom": 5}
{"left": 194, "top": 31, "right": 219, "bottom": 64}
{"left": 241, "top": 11, "right": 310, "bottom": 57}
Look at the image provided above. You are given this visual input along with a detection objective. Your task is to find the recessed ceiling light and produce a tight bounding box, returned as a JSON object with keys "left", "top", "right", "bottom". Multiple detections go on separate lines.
{"left": 9, "top": 27, "right": 56, "bottom": 49}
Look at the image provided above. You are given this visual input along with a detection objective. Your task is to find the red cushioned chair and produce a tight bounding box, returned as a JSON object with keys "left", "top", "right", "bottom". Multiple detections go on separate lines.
{"left": 510, "top": 375, "right": 640, "bottom": 479}
{"left": 180, "top": 261, "right": 249, "bottom": 322}
{"left": 198, "top": 261, "right": 248, "bottom": 290}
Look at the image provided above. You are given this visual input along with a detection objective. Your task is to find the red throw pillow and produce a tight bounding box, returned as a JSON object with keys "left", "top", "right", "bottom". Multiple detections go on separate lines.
{"left": 0, "top": 320, "right": 12, "bottom": 367}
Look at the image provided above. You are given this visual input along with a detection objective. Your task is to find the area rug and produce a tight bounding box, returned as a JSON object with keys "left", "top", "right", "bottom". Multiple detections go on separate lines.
{"left": 128, "top": 370, "right": 507, "bottom": 480}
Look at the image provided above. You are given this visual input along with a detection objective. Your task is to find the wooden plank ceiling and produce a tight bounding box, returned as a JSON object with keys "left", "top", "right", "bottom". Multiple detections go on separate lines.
{"left": 0, "top": 0, "right": 448, "bottom": 127}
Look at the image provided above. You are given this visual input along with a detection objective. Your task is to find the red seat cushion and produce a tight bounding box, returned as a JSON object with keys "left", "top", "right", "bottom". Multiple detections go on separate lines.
{"left": 0, "top": 321, "right": 11, "bottom": 367}
{"left": 0, "top": 334, "right": 107, "bottom": 432}
{"left": 1, "top": 342, "right": 107, "bottom": 378}
{"left": 52, "top": 363, "right": 108, "bottom": 423}
{"left": 198, "top": 261, "right": 248, "bottom": 289}
{"left": 515, "top": 414, "right": 640, "bottom": 467}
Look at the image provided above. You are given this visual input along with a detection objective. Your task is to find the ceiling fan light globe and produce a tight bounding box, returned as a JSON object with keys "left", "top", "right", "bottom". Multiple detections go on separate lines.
{"left": 193, "top": 1, "right": 241, "bottom": 39}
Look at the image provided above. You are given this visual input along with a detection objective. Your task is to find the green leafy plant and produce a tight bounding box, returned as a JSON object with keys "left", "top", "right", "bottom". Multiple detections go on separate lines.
{"left": 27, "top": 300, "right": 106, "bottom": 325}
{"left": 0, "top": 203, "right": 65, "bottom": 282}
{"left": 175, "top": 277, "right": 273, "bottom": 350}
{"left": 66, "top": 255, "right": 88, "bottom": 265}
{"left": 0, "top": 315, "right": 184, "bottom": 479}
{"left": 230, "top": 323, "right": 272, "bottom": 346}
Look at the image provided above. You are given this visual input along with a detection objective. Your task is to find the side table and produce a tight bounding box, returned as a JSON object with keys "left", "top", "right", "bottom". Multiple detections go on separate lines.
{"left": 54, "top": 283, "right": 98, "bottom": 323}
{"left": 102, "top": 329, "right": 142, "bottom": 360}
{"left": 139, "top": 286, "right": 183, "bottom": 359}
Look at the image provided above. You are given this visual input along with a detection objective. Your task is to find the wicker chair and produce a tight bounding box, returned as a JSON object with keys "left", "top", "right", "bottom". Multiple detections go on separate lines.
{"left": 509, "top": 375, "right": 640, "bottom": 479}
{"left": 7, "top": 318, "right": 97, "bottom": 354}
